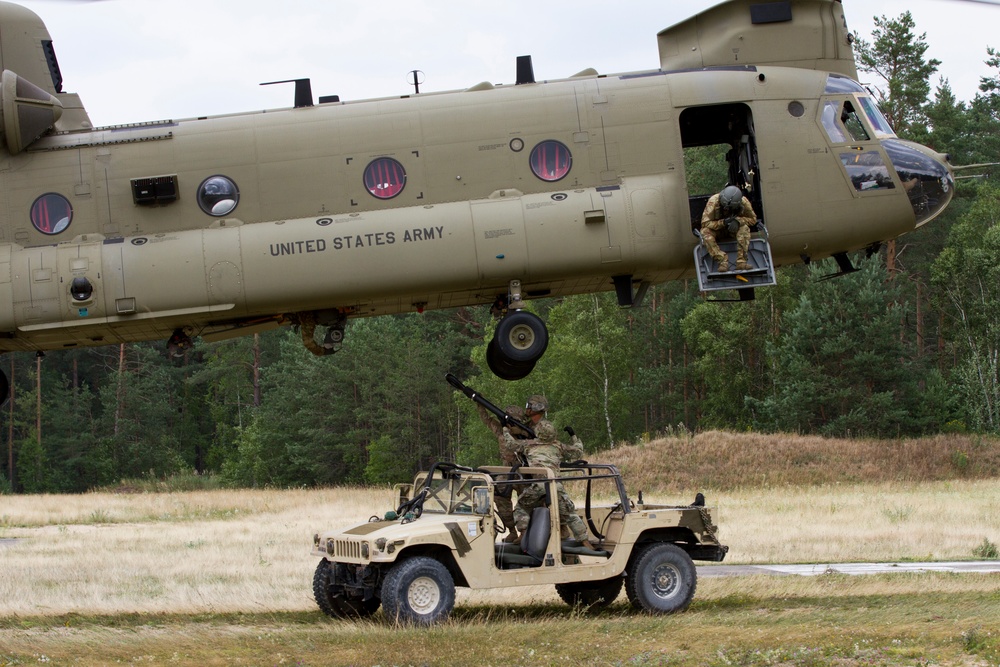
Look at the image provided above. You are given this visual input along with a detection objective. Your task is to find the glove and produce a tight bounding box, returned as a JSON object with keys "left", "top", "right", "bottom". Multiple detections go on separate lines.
{"left": 725, "top": 217, "right": 739, "bottom": 235}
{"left": 564, "top": 426, "right": 575, "bottom": 437}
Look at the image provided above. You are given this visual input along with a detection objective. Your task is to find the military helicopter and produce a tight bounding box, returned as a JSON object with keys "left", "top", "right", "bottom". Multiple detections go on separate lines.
{"left": 0, "top": 0, "right": 956, "bottom": 401}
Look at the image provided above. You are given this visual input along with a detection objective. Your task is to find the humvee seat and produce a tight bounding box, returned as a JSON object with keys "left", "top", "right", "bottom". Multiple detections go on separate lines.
{"left": 561, "top": 539, "right": 611, "bottom": 558}
{"left": 495, "top": 506, "right": 550, "bottom": 568}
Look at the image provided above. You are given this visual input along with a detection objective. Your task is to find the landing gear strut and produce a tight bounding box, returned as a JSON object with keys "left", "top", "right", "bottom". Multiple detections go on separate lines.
{"left": 167, "top": 329, "right": 194, "bottom": 358}
{"left": 299, "top": 310, "right": 347, "bottom": 357}
{"left": 487, "top": 280, "right": 548, "bottom": 381}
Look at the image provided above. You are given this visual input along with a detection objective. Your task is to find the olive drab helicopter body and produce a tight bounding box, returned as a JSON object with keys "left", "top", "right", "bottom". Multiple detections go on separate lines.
{"left": 0, "top": 0, "right": 954, "bottom": 399}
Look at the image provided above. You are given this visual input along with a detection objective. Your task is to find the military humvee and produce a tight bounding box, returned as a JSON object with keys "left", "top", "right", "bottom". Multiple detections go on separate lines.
{"left": 311, "top": 461, "right": 727, "bottom": 624}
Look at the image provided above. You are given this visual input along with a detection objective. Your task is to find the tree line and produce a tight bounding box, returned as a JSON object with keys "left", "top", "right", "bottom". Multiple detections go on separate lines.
{"left": 3, "top": 12, "right": 1000, "bottom": 493}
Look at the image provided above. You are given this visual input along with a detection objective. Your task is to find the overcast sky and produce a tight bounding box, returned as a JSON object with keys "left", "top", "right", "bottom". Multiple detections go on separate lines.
{"left": 15, "top": 0, "right": 1000, "bottom": 127}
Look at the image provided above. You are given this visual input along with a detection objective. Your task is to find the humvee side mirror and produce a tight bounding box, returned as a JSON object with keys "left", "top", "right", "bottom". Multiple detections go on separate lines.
{"left": 473, "top": 486, "right": 491, "bottom": 516}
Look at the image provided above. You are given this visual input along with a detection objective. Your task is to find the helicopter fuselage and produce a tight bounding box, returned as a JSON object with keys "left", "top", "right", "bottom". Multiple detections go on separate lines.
{"left": 0, "top": 63, "right": 950, "bottom": 352}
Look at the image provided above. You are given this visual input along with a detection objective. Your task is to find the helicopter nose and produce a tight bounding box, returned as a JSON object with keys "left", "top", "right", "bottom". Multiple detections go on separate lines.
{"left": 882, "top": 139, "right": 954, "bottom": 228}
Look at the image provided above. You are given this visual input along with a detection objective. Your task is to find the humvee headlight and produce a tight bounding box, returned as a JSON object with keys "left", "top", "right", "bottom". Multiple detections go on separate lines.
{"left": 313, "top": 533, "right": 320, "bottom": 547}
{"left": 361, "top": 542, "right": 370, "bottom": 559}
{"left": 325, "top": 539, "right": 334, "bottom": 555}
{"left": 375, "top": 538, "right": 387, "bottom": 552}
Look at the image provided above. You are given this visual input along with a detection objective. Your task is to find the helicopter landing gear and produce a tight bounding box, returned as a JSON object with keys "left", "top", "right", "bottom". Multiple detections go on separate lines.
{"left": 487, "top": 280, "right": 548, "bottom": 381}
{"left": 299, "top": 310, "right": 346, "bottom": 357}
{"left": 167, "top": 329, "right": 194, "bottom": 358}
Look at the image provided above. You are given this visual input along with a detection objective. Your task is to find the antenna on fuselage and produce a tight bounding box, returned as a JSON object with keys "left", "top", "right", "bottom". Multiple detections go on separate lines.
{"left": 516, "top": 55, "right": 535, "bottom": 84}
{"left": 260, "top": 78, "right": 314, "bottom": 108}
{"left": 407, "top": 70, "right": 425, "bottom": 94}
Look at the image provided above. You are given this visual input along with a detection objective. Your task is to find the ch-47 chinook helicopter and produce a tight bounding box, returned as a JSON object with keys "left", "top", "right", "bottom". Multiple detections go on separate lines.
{"left": 0, "top": 0, "right": 955, "bottom": 401}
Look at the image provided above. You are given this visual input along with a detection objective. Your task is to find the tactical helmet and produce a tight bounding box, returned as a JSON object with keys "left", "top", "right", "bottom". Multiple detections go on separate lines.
{"left": 719, "top": 185, "right": 743, "bottom": 215}
{"left": 525, "top": 395, "right": 549, "bottom": 413}
{"left": 504, "top": 405, "right": 526, "bottom": 421}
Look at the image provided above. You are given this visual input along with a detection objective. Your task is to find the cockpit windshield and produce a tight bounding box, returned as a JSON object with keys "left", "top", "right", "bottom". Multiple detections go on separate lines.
{"left": 824, "top": 75, "right": 897, "bottom": 139}
{"left": 858, "top": 96, "right": 895, "bottom": 138}
{"left": 824, "top": 74, "right": 866, "bottom": 95}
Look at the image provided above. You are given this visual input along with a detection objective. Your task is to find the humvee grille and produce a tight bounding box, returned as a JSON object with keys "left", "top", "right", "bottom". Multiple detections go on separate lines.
{"left": 334, "top": 539, "right": 362, "bottom": 559}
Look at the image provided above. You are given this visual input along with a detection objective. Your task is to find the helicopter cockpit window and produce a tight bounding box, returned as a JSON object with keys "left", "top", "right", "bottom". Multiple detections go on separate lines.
{"left": 824, "top": 74, "right": 866, "bottom": 95}
{"left": 30, "top": 193, "right": 72, "bottom": 235}
{"left": 821, "top": 101, "right": 848, "bottom": 143}
{"left": 858, "top": 96, "right": 895, "bottom": 138}
{"left": 197, "top": 176, "right": 240, "bottom": 216}
{"left": 364, "top": 157, "right": 406, "bottom": 199}
{"left": 841, "top": 101, "right": 870, "bottom": 142}
{"left": 840, "top": 150, "right": 896, "bottom": 192}
{"left": 529, "top": 140, "right": 572, "bottom": 182}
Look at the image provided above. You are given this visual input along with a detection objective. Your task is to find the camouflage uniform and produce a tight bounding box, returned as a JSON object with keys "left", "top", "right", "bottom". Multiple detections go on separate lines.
{"left": 700, "top": 188, "right": 757, "bottom": 272}
{"left": 476, "top": 404, "right": 523, "bottom": 540}
{"left": 504, "top": 418, "right": 588, "bottom": 542}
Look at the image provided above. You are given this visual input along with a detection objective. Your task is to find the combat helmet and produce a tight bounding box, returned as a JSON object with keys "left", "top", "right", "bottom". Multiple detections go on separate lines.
{"left": 719, "top": 185, "right": 743, "bottom": 215}
{"left": 504, "top": 405, "right": 526, "bottom": 421}
{"left": 525, "top": 395, "right": 548, "bottom": 413}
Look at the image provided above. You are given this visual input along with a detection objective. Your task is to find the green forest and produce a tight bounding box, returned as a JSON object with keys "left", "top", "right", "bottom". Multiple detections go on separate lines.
{"left": 3, "top": 13, "right": 1000, "bottom": 494}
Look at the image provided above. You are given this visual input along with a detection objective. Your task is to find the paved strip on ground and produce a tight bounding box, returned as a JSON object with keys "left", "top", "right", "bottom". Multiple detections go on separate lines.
{"left": 697, "top": 561, "right": 1000, "bottom": 577}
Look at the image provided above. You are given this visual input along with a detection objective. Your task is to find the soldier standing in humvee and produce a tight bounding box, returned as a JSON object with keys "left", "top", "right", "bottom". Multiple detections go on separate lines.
{"left": 504, "top": 395, "right": 594, "bottom": 550}
{"left": 476, "top": 403, "right": 528, "bottom": 543}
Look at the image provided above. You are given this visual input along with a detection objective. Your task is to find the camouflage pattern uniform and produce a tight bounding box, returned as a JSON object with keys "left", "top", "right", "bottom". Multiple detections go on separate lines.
{"left": 700, "top": 188, "right": 757, "bottom": 272}
{"left": 504, "top": 418, "right": 588, "bottom": 542}
{"left": 476, "top": 404, "right": 524, "bottom": 540}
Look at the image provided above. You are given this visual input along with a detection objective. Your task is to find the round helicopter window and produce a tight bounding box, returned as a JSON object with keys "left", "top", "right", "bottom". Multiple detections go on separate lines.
{"left": 364, "top": 157, "right": 406, "bottom": 200}
{"left": 529, "top": 140, "right": 572, "bottom": 182}
{"left": 197, "top": 175, "right": 240, "bottom": 216}
{"left": 30, "top": 193, "right": 73, "bottom": 235}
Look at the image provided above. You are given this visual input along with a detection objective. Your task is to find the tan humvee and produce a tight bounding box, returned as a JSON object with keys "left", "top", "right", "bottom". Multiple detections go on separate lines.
{"left": 311, "top": 461, "right": 727, "bottom": 624}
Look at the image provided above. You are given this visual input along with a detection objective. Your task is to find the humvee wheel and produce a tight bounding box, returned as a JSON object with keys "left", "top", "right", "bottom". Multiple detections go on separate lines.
{"left": 313, "top": 560, "right": 380, "bottom": 619}
{"left": 381, "top": 556, "right": 455, "bottom": 625}
{"left": 555, "top": 576, "right": 623, "bottom": 609}
{"left": 625, "top": 543, "right": 696, "bottom": 614}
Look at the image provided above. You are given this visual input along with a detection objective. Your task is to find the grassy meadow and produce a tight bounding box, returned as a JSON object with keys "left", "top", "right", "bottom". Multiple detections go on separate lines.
{"left": 1, "top": 432, "right": 999, "bottom": 666}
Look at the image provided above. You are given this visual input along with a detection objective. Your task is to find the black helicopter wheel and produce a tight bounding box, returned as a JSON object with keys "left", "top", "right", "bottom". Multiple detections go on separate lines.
{"left": 494, "top": 311, "right": 548, "bottom": 364}
{"left": 0, "top": 368, "right": 8, "bottom": 405}
{"left": 486, "top": 337, "right": 535, "bottom": 381}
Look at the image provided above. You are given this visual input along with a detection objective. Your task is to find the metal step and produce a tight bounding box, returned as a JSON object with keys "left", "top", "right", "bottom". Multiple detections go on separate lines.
{"left": 694, "top": 237, "right": 777, "bottom": 293}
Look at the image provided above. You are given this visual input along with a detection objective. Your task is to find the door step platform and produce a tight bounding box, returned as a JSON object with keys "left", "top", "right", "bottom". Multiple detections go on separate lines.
{"left": 694, "top": 237, "right": 777, "bottom": 293}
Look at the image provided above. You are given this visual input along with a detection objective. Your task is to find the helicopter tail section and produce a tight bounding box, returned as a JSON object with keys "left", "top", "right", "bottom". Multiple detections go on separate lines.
{"left": 0, "top": 1, "right": 91, "bottom": 155}
{"left": 657, "top": 0, "right": 857, "bottom": 79}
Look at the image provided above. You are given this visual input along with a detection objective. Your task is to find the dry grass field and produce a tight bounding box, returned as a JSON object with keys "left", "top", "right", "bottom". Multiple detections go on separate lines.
{"left": 1, "top": 432, "right": 999, "bottom": 666}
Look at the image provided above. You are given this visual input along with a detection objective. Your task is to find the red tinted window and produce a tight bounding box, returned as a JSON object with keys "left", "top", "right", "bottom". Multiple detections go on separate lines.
{"left": 529, "top": 140, "right": 572, "bottom": 182}
{"left": 364, "top": 157, "right": 406, "bottom": 199}
{"left": 30, "top": 193, "right": 72, "bottom": 235}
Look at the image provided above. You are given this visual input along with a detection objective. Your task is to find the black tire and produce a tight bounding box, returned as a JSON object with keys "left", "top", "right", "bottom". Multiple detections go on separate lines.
{"left": 313, "top": 560, "right": 381, "bottom": 619}
{"left": 486, "top": 336, "right": 535, "bottom": 381}
{"left": 313, "top": 559, "right": 344, "bottom": 618}
{"left": 0, "top": 368, "right": 8, "bottom": 406}
{"left": 555, "top": 576, "right": 624, "bottom": 609}
{"left": 624, "top": 543, "right": 696, "bottom": 614}
{"left": 494, "top": 311, "right": 548, "bottom": 364}
{"left": 381, "top": 557, "right": 455, "bottom": 625}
